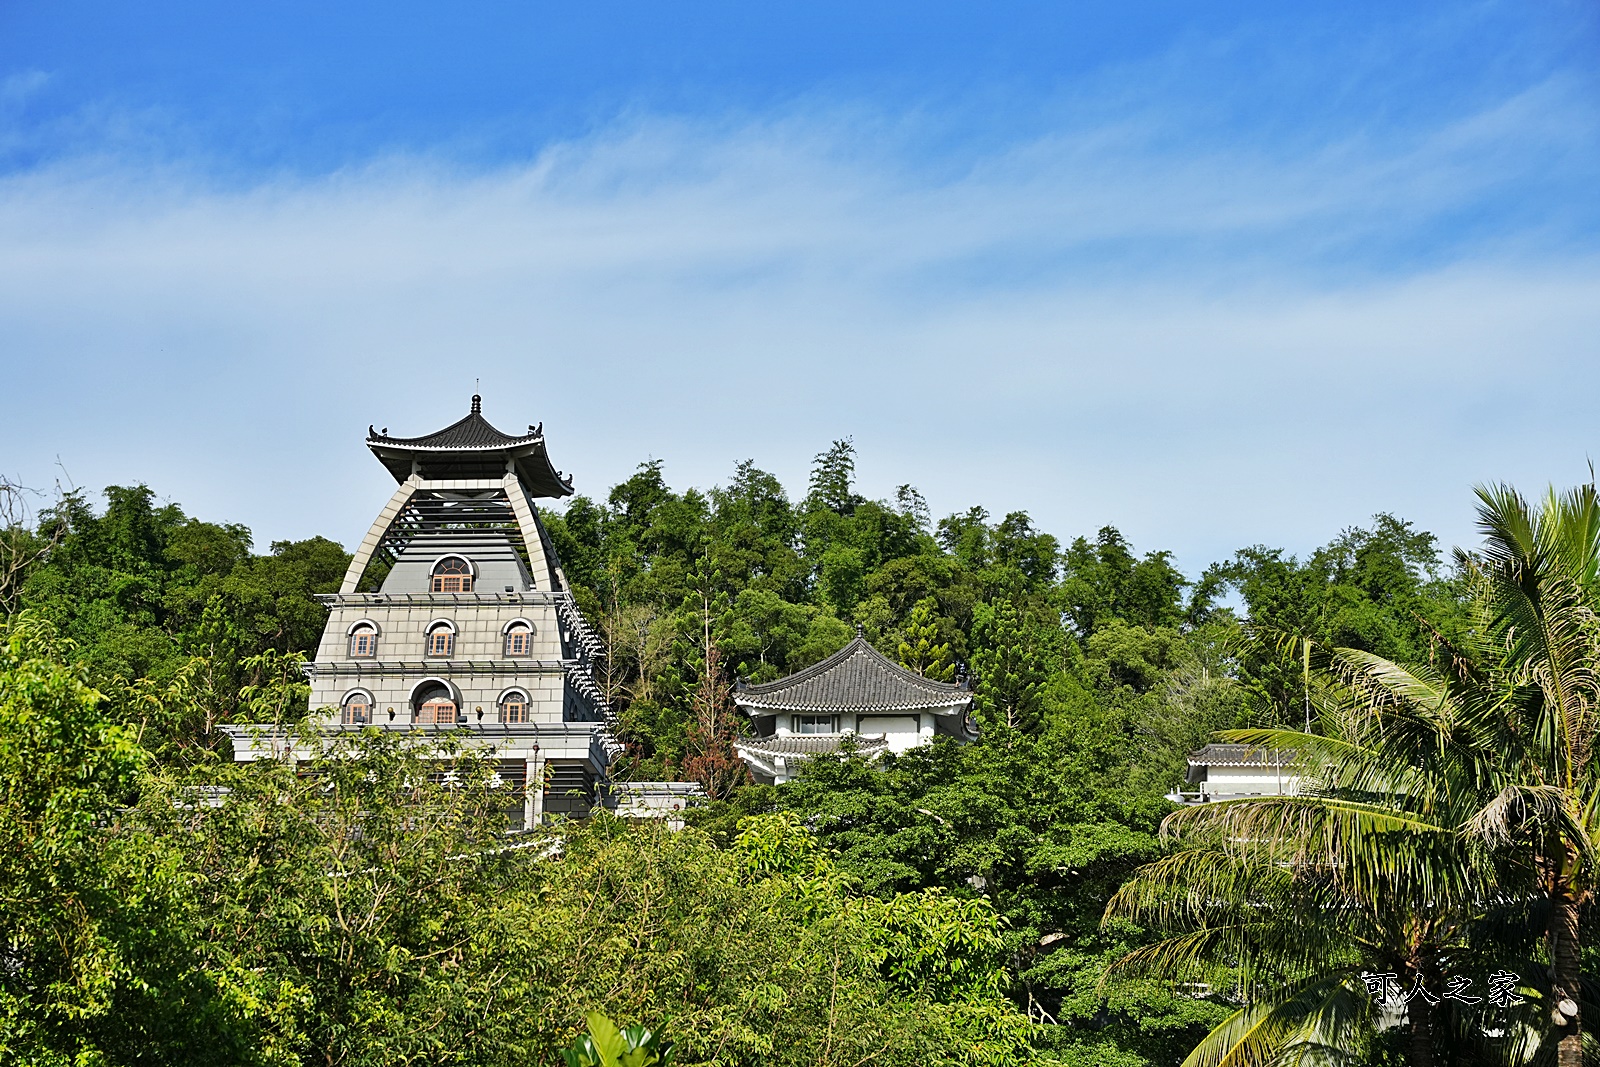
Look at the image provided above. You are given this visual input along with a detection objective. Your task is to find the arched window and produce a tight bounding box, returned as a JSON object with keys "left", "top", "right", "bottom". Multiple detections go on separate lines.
{"left": 504, "top": 622, "right": 532, "bottom": 657}
{"left": 413, "top": 683, "right": 457, "bottom": 725}
{"left": 349, "top": 624, "right": 378, "bottom": 658}
{"left": 500, "top": 689, "right": 530, "bottom": 724}
{"left": 426, "top": 622, "right": 455, "bottom": 658}
{"left": 341, "top": 691, "right": 372, "bottom": 725}
{"left": 431, "top": 556, "right": 474, "bottom": 593}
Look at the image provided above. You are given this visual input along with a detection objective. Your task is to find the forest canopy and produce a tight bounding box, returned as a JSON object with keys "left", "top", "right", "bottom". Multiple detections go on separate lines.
{"left": 0, "top": 445, "right": 1507, "bottom": 1066}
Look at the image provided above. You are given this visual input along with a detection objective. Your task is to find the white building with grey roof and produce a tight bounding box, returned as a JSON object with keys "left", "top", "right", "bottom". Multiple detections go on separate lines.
{"left": 1167, "top": 743, "right": 1303, "bottom": 805}
{"left": 734, "top": 633, "right": 977, "bottom": 784}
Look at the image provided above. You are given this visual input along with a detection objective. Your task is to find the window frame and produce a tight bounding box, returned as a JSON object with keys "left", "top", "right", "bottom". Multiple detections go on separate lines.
{"left": 419, "top": 698, "right": 458, "bottom": 725}
{"left": 504, "top": 626, "right": 532, "bottom": 657}
{"left": 500, "top": 690, "right": 530, "bottom": 724}
{"left": 430, "top": 556, "right": 475, "bottom": 594}
{"left": 426, "top": 628, "right": 454, "bottom": 657}
{"left": 349, "top": 626, "right": 378, "bottom": 658}
{"left": 341, "top": 692, "right": 373, "bottom": 725}
{"left": 794, "top": 714, "right": 836, "bottom": 735}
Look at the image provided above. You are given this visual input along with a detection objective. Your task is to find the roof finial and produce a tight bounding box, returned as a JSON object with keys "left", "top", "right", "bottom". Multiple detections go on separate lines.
{"left": 855, "top": 623, "right": 864, "bottom": 639}
{"left": 471, "top": 393, "right": 481, "bottom": 415}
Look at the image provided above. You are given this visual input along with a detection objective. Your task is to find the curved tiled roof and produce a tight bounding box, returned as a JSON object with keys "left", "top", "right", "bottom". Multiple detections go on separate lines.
{"left": 735, "top": 637, "right": 971, "bottom": 714}
{"left": 373, "top": 410, "right": 540, "bottom": 450}
{"left": 1187, "top": 743, "right": 1297, "bottom": 767}
{"left": 737, "top": 733, "right": 890, "bottom": 758}
{"left": 367, "top": 395, "right": 573, "bottom": 497}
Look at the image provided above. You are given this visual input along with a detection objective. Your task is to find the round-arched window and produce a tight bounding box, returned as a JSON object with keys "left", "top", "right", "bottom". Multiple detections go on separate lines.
{"left": 500, "top": 689, "right": 530, "bottom": 724}
{"left": 426, "top": 622, "right": 455, "bottom": 658}
{"left": 505, "top": 622, "right": 532, "bottom": 657}
{"left": 431, "top": 556, "right": 474, "bottom": 593}
{"left": 349, "top": 624, "right": 378, "bottom": 658}
{"left": 342, "top": 691, "right": 373, "bottom": 725}
{"left": 413, "top": 683, "right": 457, "bottom": 725}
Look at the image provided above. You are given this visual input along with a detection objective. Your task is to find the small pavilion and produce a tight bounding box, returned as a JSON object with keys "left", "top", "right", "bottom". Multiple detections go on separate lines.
{"left": 734, "top": 633, "right": 975, "bottom": 784}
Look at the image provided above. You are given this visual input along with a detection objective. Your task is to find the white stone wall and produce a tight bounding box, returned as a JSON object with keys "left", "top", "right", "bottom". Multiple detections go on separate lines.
{"left": 308, "top": 595, "right": 580, "bottom": 726}
{"left": 1200, "top": 766, "right": 1300, "bottom": 798}
{"left": 316, "top": 602, "right": 563, "bottom": 663}
{"left": 856, "top": 715, "right": 922, "bottom": 752}
{"left": 765, "top": 709, "right": 961, "bottom": 750}
{"left": 311, "top": 672, "right": 569, "bottom": 725}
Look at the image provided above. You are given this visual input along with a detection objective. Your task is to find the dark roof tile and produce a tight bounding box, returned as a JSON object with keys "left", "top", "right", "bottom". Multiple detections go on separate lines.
{"left": 373, "top": 411, "right": 539, "bottom": 450}
{"left": 737, "top": 734, "right": 890, "bottom": 757}
{"left": 365, "top": 396, "right": 573, "bottom": 497}
{"left": 1188, "top": 743, "right": 1297, "bottom": 767}
{"left": 735, "top": 637, "right": 971, "bottom": 713}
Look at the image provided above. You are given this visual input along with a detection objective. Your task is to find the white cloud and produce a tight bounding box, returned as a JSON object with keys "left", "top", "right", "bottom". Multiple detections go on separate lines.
{"left": 0, "top": 89, "right": 1596, "bottom": 572}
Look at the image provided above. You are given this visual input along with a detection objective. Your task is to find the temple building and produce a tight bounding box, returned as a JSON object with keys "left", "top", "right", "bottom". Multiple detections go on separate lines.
{"left": 734, "top": 633, "right": 976, "bottom": 784}
{"left": 224, "top": 396, "right": 623, "bottom": 826}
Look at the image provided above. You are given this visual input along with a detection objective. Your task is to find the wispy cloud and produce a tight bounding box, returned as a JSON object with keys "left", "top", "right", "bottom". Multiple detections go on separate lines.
{"left": 0, "top": 65, "right": 1595, "bottom": 570}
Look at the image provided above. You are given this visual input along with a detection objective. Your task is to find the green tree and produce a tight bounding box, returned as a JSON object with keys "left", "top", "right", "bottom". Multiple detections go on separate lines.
{"left": 971, "top": 598, "right": 1054, "bottom": 734}
{"left": 898, "top": 597, "right": 955, "bottom": 681}
{"left": 523, "top": 813, "right": 1036, "bottom": 1065}
{"left": 1059, "top": 527, "right": 1187, "bottom": 638}
{"left": 0, "top": 615, "right": 247, "bottom": 1065}
{"left": 806, "top": 438, "right": 860, "bottom": 518}
{"left": 143, "top": 728, "right": 540, "bottom": 1066}
{"left": 1212, "top": 513, "right": 1465, "bottom": 722}
{"left": 1107, "top": 482, "right": 1600, "bottom": 1067}
{"left": 13, "top": 485, "right": 345, "bottom": 743}
{"left": 1461, "top": 483, "right": 1600, "bottom": 1067}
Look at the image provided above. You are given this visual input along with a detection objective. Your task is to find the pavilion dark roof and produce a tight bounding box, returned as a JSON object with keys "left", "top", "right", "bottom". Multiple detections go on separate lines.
{"left": 367, "top": 395, "right": 574, "bottom": 497}
{"left": 735, "top": 637, "right": 972, "bottom": 714}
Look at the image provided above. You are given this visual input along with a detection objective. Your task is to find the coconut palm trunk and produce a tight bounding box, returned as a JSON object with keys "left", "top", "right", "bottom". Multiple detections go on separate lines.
{"left": 1552, "top": 882, "right": 1583, "bottom": 1066}
{"left": 1406, "top": 995, "right": 1436, "bottom": 1067}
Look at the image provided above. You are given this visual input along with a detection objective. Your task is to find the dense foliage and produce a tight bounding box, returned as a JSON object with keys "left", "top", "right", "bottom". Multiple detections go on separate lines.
{"left": 0, "top": 446, "right": 1515, "bottom": 1065}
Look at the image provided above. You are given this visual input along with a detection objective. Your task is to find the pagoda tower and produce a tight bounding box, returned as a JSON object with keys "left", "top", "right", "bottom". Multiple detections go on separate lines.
{"left": 225, "top": 395, "right": 620, "bottom": 825}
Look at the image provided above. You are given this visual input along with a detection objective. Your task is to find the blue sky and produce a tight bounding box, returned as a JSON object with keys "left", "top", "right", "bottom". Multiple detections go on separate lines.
{"left": 2, "top": 1, "right": 1598, "bottom": 573}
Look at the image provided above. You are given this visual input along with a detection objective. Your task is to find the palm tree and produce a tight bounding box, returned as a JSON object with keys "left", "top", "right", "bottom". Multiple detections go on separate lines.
{"left": 1460, "top": 483, "right": 1600, "bottom": 1067}
{"left": 1106, "top": 480, "right": 1600, "bottom": 1066}
{"left": 1105, "top": 640, "right": 1535, "bottom": 1066}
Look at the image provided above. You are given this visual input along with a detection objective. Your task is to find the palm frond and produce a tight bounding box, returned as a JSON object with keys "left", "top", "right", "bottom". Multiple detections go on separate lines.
{"left": 1466, "top": 783, "right": 1600, "bottom": 870}
{"left": 1179, "top": 975, "right": 1371, "bottom": 1067}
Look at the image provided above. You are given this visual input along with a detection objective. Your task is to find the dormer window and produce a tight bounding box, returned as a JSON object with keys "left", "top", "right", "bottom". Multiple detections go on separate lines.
{"left": 342, "top": 692, "right": 372, "bottom": 725}
{"left": 431, "top": 557, "right": 473, "bottom": 593}
{"left": 501, "top": 689, "right": 530, "bottom": 724}
{"left": 426, "top": 622, "right": 455, "bottom": 657}
{"left": 505, "top": 623, "right": 532, "bottom": 657}
{"left": 349, "top": 624, "right": 378, "bottom": 658}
